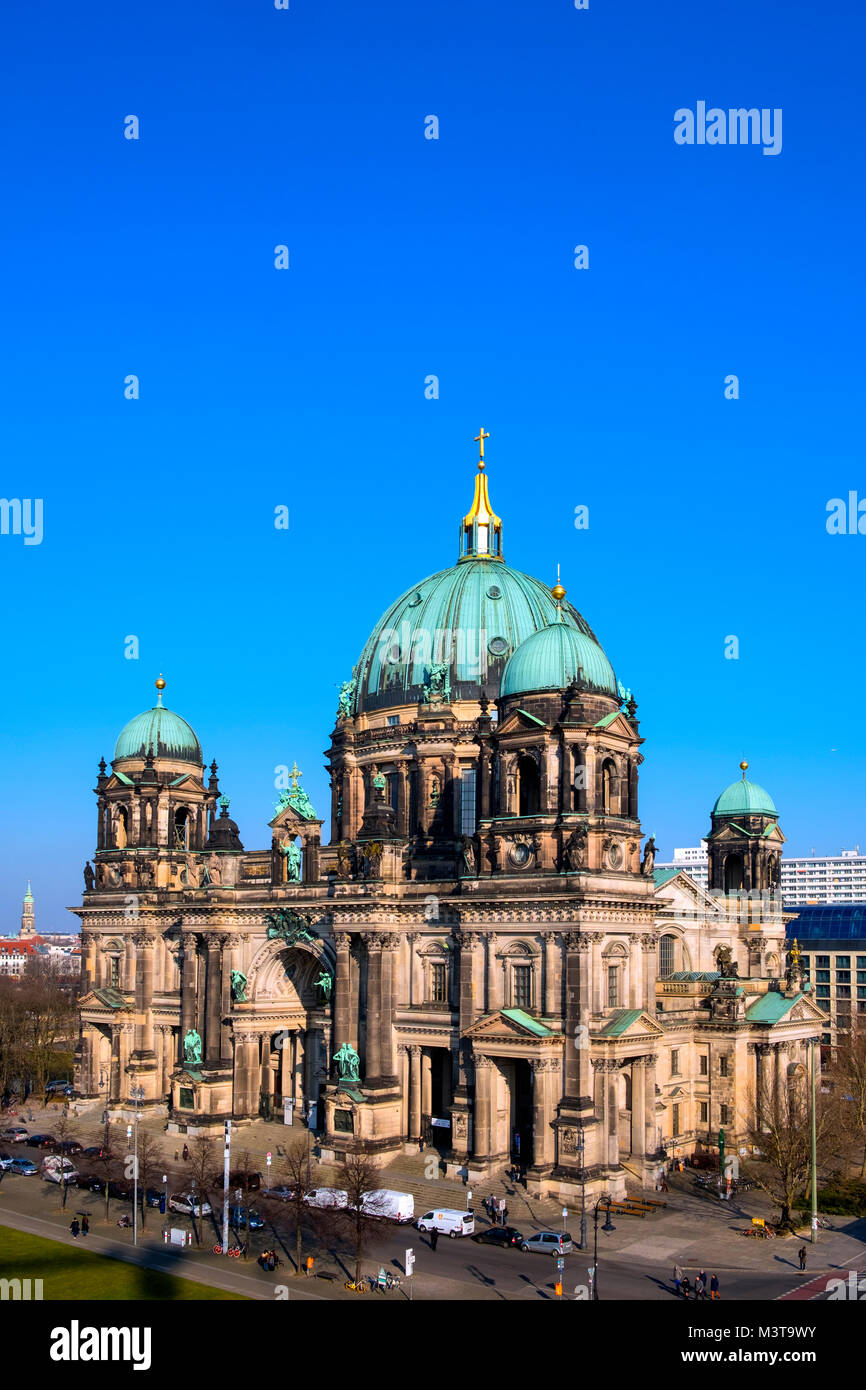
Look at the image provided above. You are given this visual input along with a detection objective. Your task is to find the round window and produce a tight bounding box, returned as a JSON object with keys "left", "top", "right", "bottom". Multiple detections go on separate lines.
{"left": 608, "top": 844, "right": 622, "bottom": 869}
{"left": 407, "top": 592, "right": 423, "bottom": 608}
{"left": 488, "top": 636, "right": 509, "bottom": 657}
{"left": 509, "top": 843, "right": 531, "bottom": 867}
{"left": 487, "top": 585, "right": 502, "bottom": 600}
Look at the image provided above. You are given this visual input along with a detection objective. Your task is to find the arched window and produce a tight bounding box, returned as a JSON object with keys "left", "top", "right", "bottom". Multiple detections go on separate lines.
{"left": 659, "top": 934, "right": 676, "bottom": 978}
{"left": 601, "top": 759, "right": 616, "bottom": 815}
{"left": 115, "top": 806, "right": 128, "bottom": 849}
{"left": 174, "top": 807, "right": 190, "bottom": 850}
{"left": 518, "top": 756, "right": 540, "bottom": 816}
{"left": 724, "top": 853, "right": 744, "bottom": 893}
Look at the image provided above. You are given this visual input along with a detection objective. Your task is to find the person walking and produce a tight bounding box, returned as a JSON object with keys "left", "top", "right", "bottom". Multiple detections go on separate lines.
{"left": 430, "top": 1227, "right": 438, "bottom": 1252}
{"left": 680, "top": 1275, "right": 691, "bottom": 1300}
{"left": 182, "top": 1143, "right": 189, "bottom": 1162}
{"left": 502, "top": 1200, "right": 509, "bottom": 1227}
{"left": 81, "top": 1214, "right": 89, "bottom": 1237}
{"left": 70, "top": 1218, "right": 80, "bottom": 1240}
{"left": 673, "top": 1264, "right": 683, "bottom": 1296}
{"left": 710, "top": 1273, "right": 720, "bottom": 1300}
{"left": 798, "top": 1246, "right": 807, "bottom": 1272}
{"left": 698, "top": 1270, "right": 708, "bottom": 1300}
{"left": 694, "top": 1273, "right": 705, "bottom": 1300}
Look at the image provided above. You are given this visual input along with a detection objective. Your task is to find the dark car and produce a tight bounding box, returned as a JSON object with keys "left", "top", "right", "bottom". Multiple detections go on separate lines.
{"left": 87, "top": 1178, "right": 132, "bottom": 1199}
{"left": 261, "top": 1185, "right": 295, "bottom": 1202}
{"left": 76, "top": 1173, "right": 97, "bottom": 1189}
{"left": 229, "top": 1204, "right": 265, "bottom": 1231}
{"left": 27, "top": 1134, "right": 58, "bottom": 1149}
{"left": 471, "top": 1225, "right": 524, "bottom": 1248}
{"left": 144, "top": 1188, "right": 165, "bottom": 1208}
{"left": 82, "top": 1146, "right": 104, "bottom": 1159}
{"left": 57, "top": 1140, "right": 83, "bottom": 1155}
{"left": 227, "top": 1170, "right": 263, "bottom": 1192}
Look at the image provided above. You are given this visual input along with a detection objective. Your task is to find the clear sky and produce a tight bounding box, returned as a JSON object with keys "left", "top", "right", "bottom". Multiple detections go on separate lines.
{"left": 1, "top": 0, "right": 864, "bottom": 933}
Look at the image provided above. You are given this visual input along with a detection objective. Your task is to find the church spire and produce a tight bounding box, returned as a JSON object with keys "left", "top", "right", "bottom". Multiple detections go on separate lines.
{"left": 459, "top": 428, "right": 503, "bottom": 561}
{"left": 21, "top": 881, "right": 35, "bottom": 938}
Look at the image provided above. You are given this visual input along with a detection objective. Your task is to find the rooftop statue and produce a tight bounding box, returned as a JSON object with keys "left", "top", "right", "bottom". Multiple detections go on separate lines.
{"left": 337, "top": 674, "right": 358, "bottom": 719}
{"left": 183, "top": 1028, "right": 203, "bottom": 1066}
{"left": 265, "top": 907, "right": 317, "bottom": 946}
{"left": 230, "top": 970, "right": 247, "bottom": 1003}
{"left": 333, "top": 1041, "right": 360, "bottom": 1081}
{"left": 279, "top": 839, "right": 303, "bottom": 881}
{"left": 315, "top": 969, "right": 333, "bottom": 1003}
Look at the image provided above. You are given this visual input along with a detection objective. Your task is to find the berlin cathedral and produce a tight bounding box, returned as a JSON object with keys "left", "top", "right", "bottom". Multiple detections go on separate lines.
{"left": 75, "top": 438, "right": 824, "bottom": 1201}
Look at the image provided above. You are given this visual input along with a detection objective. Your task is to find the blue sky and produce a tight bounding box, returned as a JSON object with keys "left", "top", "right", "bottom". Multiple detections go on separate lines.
{"left": 1, "top": 0, "right": 864, "bottom": 932}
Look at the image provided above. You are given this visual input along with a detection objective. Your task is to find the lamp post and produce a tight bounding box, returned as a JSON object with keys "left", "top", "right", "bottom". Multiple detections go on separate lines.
{"left": 129, "top": 1084, "right": 144, "bottom": 1246}
{"left": 576, "top": 1128, "right": 588, "bottom": 1250}
{"left": 591, "top": 1194, "right": 615, "bottom": 1301}
{"left": 810, "top": 1038, "right": 818, "bottom": 1245}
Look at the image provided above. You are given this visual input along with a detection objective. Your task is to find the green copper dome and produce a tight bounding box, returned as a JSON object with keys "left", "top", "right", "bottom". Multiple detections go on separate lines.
{"left": 712, "top": 776, "right": 777, "bottom": 818}
{"left": 501, "top": 612, "right": 617, "bottom": 699}
{"left": 114, "top": 704, "right": 203, "bottom": 765}
{"left": 353, "top": 559, "right": 604, "bottom": 714}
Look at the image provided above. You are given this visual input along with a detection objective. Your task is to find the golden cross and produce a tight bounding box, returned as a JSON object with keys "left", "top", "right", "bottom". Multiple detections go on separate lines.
{"left": 474, "top": 427, "right": 491, "bottom": 467}
{"left": 290, "top": 761, "right": 302, "bottom": 789}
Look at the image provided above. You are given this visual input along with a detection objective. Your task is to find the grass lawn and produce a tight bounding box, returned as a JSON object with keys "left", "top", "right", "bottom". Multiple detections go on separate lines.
{"left": 0, "top": 1227, "right": 247, "bottom": 1300}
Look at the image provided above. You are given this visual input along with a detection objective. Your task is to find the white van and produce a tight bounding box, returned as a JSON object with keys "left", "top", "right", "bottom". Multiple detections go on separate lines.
{"left": 357, "top": 1189, "right": 415, "bottom": 1224}
{"left": 42, "top": 1156, "right": 78, "bottom": 1183}
{"left": 304, "top": 1187, "right": 349, "bottom": 1210}
{"left": 417, "top": 1208, "right": 474, "bottom": 1238}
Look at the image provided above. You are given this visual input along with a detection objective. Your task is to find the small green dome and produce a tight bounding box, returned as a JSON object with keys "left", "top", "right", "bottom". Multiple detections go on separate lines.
{"left": 501, "top": 616, "right": 617, "bottom": 699}
{"left": 713, "top": 777, "right": 777, "bottom": 818}
{"left": 114, "top": 705, "right": 203, "bottom": 765}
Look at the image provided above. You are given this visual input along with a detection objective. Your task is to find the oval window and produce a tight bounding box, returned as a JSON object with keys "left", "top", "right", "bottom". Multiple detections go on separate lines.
{"left": 488, "top": 636, "right": 509, "bottom": 657}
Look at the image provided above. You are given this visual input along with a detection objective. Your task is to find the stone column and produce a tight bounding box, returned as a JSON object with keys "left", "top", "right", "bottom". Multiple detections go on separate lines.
{"left": 473, "top": 1054, "right": 495, "bottom": 1160}
{"left": 531, "top": 1058, "right": 558, "bottom": 1169}
{"left": 486, "top": 934, "right": 498, "bottom": 1012}
{"left": 643, "top": 1053, "right": 658, "bottom": 1159}
{"left": 295, "top": 1031, "right": 306, "bottom": 1104}
{"left": 544, "top": 933, "right": 558, "bottom": 1017}
{"left": 109, "top": 1027, "right": 122, "bottom": 1100}
{"left": 132, "top": 934, "right": 155, "bottom": 1060}
{"left": 631, "top": 1056, "right": 646, "bottom": 1158}
{"left": 404, "top": 933, "right": 416, "bottom": 1007}
{"left": 421, "top": 1049, "right": 433, "bottom": 1116}
{"left": 627, "top": 935, "right": 641, "bottom": 1009}
{"left": 333, "top": 933, "right": 351, "bottom": 1067}
{"left": 379, "top": 938, "right": 397, "bottom": 1081}
{"left": 398, "top": 1045, "right": 409, "bottom": 1136}
{"left": 364, "top": 939, "right": 383, "bottom": 1082}
{"left": 396, "top": 760, "right": 410, "bottom": 838}
{"left": 123, "top": 934, "right": 136, "bottom": 992}
{"left": 563, "top": 934, "right": 593, "bottom": 1109}
{"left": 180, "top": 933, "right": 197, "bottom": 1065}
{"left": 409, "top": 1045, "right": 422, "bottom": 1142}
{"left": 590, "top": 933, "right": 604, "bottom": 1016}
{"left": 458, "top": 932, "right": 479, "bottom": 1031}
{"left": 754, "top": 1042, "right": 771, "bottom": 1126}
{"left": 642, "top": 934, "right": 659, "bottom": 1011}
{"left": 205, "top": 933, "right": 224, "bottom": 1066}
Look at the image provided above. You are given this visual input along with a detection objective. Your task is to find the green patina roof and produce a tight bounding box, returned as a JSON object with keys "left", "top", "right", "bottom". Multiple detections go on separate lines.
{"left": 598, "top": 1008, "right": 644, "bottom": 1036}
{"left": 115, "top": 704, "right": 203, "bottom": 765}
{"left": 500, "top": 1008, "right": 555, "bottom": 1037}
{"left": 594, "top": 710, "right": 620, "bottom": 728}
{"left": 654, "top": 867, "right": 683, "bottom": 887}
{"left": 668, "top": 971, "right": 720, "bottom": 982}
{"left": 93, "top": 987, "right": 128, "bottom": 1010}
{"left": 745, "top": 990, "right": 807, "bottom": 1023}
{"left": 501, "top": 612, "right": 617, "bottom": 700}
{"left": 517, "top": 708, "right": 547, "bottom": 727}
{"left": 353, "top": 559, "right": 607, "bottom": 713}
{"left": 713, "top": 776, "right": 777, "bottom": 818}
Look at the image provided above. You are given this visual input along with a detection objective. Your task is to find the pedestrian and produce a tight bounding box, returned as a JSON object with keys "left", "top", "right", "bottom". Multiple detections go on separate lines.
{"left": 81, "top": 1214, "right": 89, "bottom": 1236}
{"left": 694, "top": 1274, "right": 704, "bottom": 1300}
{"left": 698, "top": 1270, "right": 708, "bottom": 1299}
{"left": 306, "top": 1255, "right": 314, "bottom": 1277}
{"left": 798, "top": 1246, "right": 807, "bottom": 1272}
{"left": 70, "top": 1218, "right": 80, "bottom": 1239}
{"left": 418, "top": 1133, "right": 425, "bottom": 1153}
{"left": 673, "top": 1264, "right": 682, "bottom": 1296}
{"left": 430, "top": 1228, "right": 438, "bottom": 1251}
{"left": 710, "top": 1274, "right": 720, "bottom": 1300}
{"left": 681, "top": 1275, "right": 691, "bottom": 1300}
{"left": 502, "top": 1201, "right": 509, "bottom": 1227}
{"left": 174, "top": 1149, "right": 179, "bottom": 1162}
{"left": 182, "top": 1143, "right": 189, "bottom": 1161}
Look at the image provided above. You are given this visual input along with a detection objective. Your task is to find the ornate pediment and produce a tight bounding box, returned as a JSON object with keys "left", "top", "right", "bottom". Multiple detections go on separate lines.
{"left": 595, "top": 1008, "right": 666, "bottom": 1042}
{"left": 463, "top": 1009, "right": 560, "bottom": 1044}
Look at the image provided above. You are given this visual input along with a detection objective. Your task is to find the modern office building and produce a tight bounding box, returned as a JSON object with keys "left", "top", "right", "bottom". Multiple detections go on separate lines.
{"left": 658, "top": 846, "right": 866, "bottom": 906}
{"left": 785, "top": 902, "right": 866, "bottom": 1050}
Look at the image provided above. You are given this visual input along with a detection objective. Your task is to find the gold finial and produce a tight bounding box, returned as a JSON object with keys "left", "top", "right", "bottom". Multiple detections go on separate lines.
{"left": 551, "top": 563, "right": 566, "bottom": 603}
{"left": 739, "top": 760, "right": 749, "bottom": 777}
{"left": 155, "top": 673, "right": 166, "bottom": 706}
{"left": 474, "top": 427, "right": 491, "bottom": 469}
{"left": 289, "top": 761, "right": 302, "bottom": 789}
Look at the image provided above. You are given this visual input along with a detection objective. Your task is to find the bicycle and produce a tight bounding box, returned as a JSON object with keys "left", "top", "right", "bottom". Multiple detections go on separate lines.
{"left": 345, "top": 1279, "right": 367, "bottom": 1293}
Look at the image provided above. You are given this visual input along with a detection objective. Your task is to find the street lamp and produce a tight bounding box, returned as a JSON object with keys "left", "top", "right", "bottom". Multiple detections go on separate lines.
{"left": 576, "top": 1128, "right": 588, "bottom": 1251}
{"left": 810, "top": 1038, "right": 818, "bottom": 1245}
{"left": 129, "top": 1084, "right": 145, "bottom": 1246}
{"left": 591, "top": 1195, "right": 615, "bottom": 1301}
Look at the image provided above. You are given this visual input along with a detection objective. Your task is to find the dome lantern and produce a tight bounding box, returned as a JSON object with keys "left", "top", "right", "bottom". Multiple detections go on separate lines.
{"left": 459, "top": 429, "right": 503, "bottom": 561}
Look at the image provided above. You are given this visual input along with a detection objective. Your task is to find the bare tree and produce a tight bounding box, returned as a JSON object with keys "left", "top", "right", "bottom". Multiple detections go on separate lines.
{"left": 52, "top": 1111, "right": 77, "bottom": 1211}
{"left": 336, "top": 1152, "right": 382, "bottom": 1286}
{"left": 187, "top": 1135, "right": 217, "bottom": 1246}
{"left": 745, "top": 1065, "right": 840, "bottom": 1229}
{"left": 263, "top": 1138, "right": 317, "bottom": 1275}
{"left": 133, "top": 1132, "right": 164, "bottom": 1230}
{"left": 93, "top": 1120, "right": 123, "bottom": 1223}
{"left": 824, "top": 1020, "right": 866, "bottom": 1178}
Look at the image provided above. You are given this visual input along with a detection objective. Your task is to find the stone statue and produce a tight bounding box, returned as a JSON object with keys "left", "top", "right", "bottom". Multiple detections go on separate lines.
{"left": 715, "top": 943, "right": 734, "bottom": 977}
{"left": 336, "top": 840, "right": 355, "bottom": 878}
{"left": 423, "top": 661, "right": 451, "bottom": 703}
{"left": 333, "top": 1041, "right": 360, "bottom": 1081}
{"left": 460, "top": 835, "right": 478, "bottom": 877}
{"left": 563, "top": 824, "right": 587, "bottom": 872}
{"left": 361, "top": 841, "right": 383, "bottom": 878}
{"left": 641, "top": 835, "right": 657, "bottom": 876}
{"left": 230, "top": 970, "right": 247, "bottom": 1002}
{"left": 83, "top": 861, "right": 95, "bottom": 891}
{"left": 337, "top": 675, "right": 357, "bottom": 719}
{"left": 315, "top": 969, "right": 333, "bottom": 1003}
{"left": 183, "top": 1028, "right": 203, "bottom": 1065}
{"left": 279, "top": 839, "right": 302, "bottom": 882}
{"left": 265, "top": 908, "right": 317, "bottom": 946}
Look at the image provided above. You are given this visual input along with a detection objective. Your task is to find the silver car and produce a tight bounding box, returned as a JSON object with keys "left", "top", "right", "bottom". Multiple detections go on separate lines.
{"left": 520, "top": 1231, "right": 573, "bottom": 1256}
{"left": 168, "top": 1192, "right": 212, "bottom": 1217}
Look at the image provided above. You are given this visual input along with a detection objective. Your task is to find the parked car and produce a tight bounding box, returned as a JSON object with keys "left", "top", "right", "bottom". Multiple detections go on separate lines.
{"left": 144, "top": 1188, "right": 165, "bottom": 1208}
{"left": 42, "top": 1156, "right": 79, "bottom": 1184}
{"left": 303, "top": 1188, "right": 348, "bottom": 1210}
{"left": 227, "top": 1170, "right": 263, "bottom": 1192}
{"left": 261, "top": 1185, "right": 295, "bottom": 1202}
{"left": 417, "top": 1209, "right": 475, "bottom": 1238}
{"left": 169, "top": 1192, "right": 212, "bottom": 1218}
{"left": 353, "top": 1189, "right": 415, "bottom": 1224}
{"left": 56, "top": 1140, "right": 83, "bottom": 1155}
{"left": 8, "top": 1158, "right": 38, "bottom": 1175}
{"left": 82, "top": 1146, "right": 104, "bottom": 1159}
{"left": 228, "top": 1204, "right": 264, "bottom": 1231}
{"left": 87, "top": 1178, "right": 132, "bottom": 1199}
{"left": 0, "top": 1127, "right": 28, "bottom": 1143}
{"left": 45, "top": 1081, "right": 74, "bottom": 1096}
{"left": 520, "top": 1231, "right": 573, "bottom": 1256}
{"left": 472, "top": 1225, "right": 524, "bottom": 1248}
{"left": 27, "top": 1134, "right": 58, "bottom": 1149}
{"left": 0, "top": 1152, "right": 17, "bottom": 1170}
